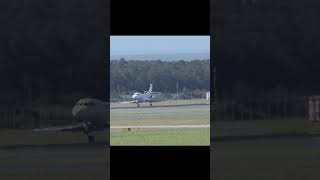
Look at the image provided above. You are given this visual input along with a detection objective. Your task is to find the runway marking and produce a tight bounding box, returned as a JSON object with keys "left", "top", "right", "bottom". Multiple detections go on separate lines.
{"left": 110, "top": 124, "right": 210, "bottom": 129}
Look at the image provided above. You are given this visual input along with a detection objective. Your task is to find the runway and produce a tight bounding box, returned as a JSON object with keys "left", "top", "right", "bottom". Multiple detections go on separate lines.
{"left": 2, "top": 132, "right": 320, "bottom": 149}
{"left": 110, "top": 103, "right": 209, "bottom": 110}
{"left": 0, "top": 142, "right": 108, "bottom": 150}
{"left": 0, "top": 142, "right": 109, "bottom": 180}
{"left": 212, "top": 134, "right": 320, "bottom": 180}
{"left": 212, "top": 132, "right": 320, "bottom": 145}
{"left": 110, "top": 124, "right": 210, "bottom": 129}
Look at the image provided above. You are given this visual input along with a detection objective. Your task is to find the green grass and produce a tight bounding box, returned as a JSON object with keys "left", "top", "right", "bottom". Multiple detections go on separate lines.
{"left": 111, "top": 128, "right": 210, "bottom": 146}
{"left": 110, "top": 103, "right": 210, "bottom": 145}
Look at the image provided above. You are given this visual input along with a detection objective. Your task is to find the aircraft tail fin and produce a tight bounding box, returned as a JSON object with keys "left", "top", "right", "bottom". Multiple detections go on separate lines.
{"left": 149, "top": 83, "right": 152, "bottom": 93}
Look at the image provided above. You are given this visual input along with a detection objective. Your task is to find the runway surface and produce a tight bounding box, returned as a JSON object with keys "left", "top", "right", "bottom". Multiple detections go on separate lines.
{"left": 0, "top": 142, "right": 108, "bottom": 150}
{"left": 0, "top": 142, "right": 109, "bottom": 180}
{"left": 1, "top": 133, "right": 320, "bottom": 149}
{"left": 111, "top": 124, "right": 210, "bottom": 129}
{"left": 110, "top": 103, "right": 209, "bottom": 110}
{"left": 212, "top": 132, "right": 320, "bottom": 145}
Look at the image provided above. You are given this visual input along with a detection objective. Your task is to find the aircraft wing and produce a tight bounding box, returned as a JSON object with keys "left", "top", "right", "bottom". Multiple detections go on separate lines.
{"left": 33, "top": 123, "right": 85, "bottom": 132}
{"left": 120, "top": 100, "right": 138, "bottom": 104}
{"left": 146, "top": 98, "right": 163, "bottom": 102}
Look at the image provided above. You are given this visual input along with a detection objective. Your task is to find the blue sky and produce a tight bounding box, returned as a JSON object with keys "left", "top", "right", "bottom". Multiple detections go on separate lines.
{"left": 110, "top": 36, "right": 210, "bottom": 56}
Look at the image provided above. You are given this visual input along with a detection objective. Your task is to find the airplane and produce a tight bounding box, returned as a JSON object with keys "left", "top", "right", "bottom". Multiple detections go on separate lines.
{"left": 121, "top": 83, "right": 162, "bottom": 107}
{"left": 33, "top": 98, "right": 108, "bottom": 143}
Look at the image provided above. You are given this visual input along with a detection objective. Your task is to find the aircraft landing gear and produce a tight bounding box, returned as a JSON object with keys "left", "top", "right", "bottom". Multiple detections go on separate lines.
{"left": 150, "top": 103, "right": 152, "bottom": 107}
{"left": 88, "top": 135, "right": 95, "bottom": 143}
{"left": 137, "top": 103, "right": 140, "bottom": 107}
{"left": 85, "top": 130, "right": 95, "bottom": 143}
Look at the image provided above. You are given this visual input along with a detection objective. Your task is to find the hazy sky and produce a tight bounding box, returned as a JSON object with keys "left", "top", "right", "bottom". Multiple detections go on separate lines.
{"left": 110, "top": 36, "right": 210, "bottom": 55}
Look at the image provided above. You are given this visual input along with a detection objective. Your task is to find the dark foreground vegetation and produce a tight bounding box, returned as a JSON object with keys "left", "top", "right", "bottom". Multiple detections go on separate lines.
{"left": 213, "top": 0, "right": 320, "bottom": 121}
{"left": 214, "top": 0, "right": 320, "bottom": 99}
{"left": 1, "top": 0, "right": 107, "bottom": 106}
{"left": 0, "top": 1, "right": 107, "bottom": 129}
{"left": 212, "top": 3, "right": 320, "bottom": 179}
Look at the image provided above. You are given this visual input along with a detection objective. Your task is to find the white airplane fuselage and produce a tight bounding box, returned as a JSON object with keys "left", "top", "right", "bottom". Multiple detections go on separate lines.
{"left": 132, "top": 92, "right": 152, "bottom": 103}
{"left": 130, "top": 83, "right": 155, "bottom": 107}
{"left": 33, "top": 98, "right": 108, "bottom": 143}
{"left": 72, "top": 98, "right": 108, "bottom": 131}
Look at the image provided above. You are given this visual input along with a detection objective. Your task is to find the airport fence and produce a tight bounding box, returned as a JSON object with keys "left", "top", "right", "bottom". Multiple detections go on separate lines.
{"left": 0, "top": 105, "right": 74, "bottom": 129}
{"left": 214, "top": 97, "right": 307, "bottom": 121}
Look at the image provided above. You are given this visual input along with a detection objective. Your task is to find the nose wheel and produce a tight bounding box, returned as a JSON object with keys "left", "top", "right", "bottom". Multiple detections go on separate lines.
{"left": 83, "top": 123, "right": 95, "bottom": 143}
{"left": 85, "top": 131, "right": 95, "bottom": 143}
{"left": 137, "top": 103, "right": 140, "bottom": 107}
{"left": 87, "top": 135, "right": 95, "bottom": 143}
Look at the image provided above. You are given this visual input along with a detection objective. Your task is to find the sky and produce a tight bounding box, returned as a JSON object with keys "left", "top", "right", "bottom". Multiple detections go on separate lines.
{"left": 110, "top": 36, "right": 210, "bottom": 56}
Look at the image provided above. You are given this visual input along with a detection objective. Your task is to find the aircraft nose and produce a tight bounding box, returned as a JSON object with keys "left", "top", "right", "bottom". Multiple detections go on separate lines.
{"left": 132, "top": 95, "right": 137, "bottom": 99}
{"left": 72, "top": 105, "right": 80, "bottom": 117}
{"left": 72, "top": 105, "right": 85, "bottom": 117}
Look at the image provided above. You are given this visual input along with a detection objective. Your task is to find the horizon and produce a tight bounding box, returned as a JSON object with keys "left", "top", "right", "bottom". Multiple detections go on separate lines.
{"left": 111, "top": 51, "right": 209, "bottom": 56}
{"left": 110, "top": 36, "right": 210, "bottom": 57}
{"left": 110, "top": 51, "right": 210, "bottom": 61}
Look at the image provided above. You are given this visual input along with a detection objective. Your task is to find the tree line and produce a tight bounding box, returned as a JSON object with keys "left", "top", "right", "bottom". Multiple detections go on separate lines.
{"left": 0, "top": 0, "right": 108, "bottom": 106}
{"left": 110, "top": 59, "right": 210, "bottom": 95}
{"left": 213, "top": 0, "right": 320, "bottom": 100}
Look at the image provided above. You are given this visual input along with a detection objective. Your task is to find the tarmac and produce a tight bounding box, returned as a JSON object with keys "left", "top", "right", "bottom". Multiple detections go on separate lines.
{"left": 212, "top": 132, "right": 320, "bottom": 146}
{"left": 110, "top": 103, "right": 209, "bottom": 110}
{"left": 0, "top": 142, "right": 108, "bottom": 150}
{"left": 110, "top": 124, "right": 210, "bottom": 129}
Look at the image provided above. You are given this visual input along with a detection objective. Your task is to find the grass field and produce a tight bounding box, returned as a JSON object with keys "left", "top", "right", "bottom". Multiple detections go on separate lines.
{"left": 110, "top": 100, "right": 210, "bottom": 145}
{"left": 111, "top": 128, "right": 209, "bottom": 146}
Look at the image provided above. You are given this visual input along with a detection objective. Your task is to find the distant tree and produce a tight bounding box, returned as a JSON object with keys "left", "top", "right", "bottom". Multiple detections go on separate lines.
{"left": 0, "top": 0, "right": 107, "bottom": 105}
{"left": 110, "top": 60, "right": 210, "bottom": 94}
{"left": 213, "top": 0, "right": 320, "bottom": 99}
